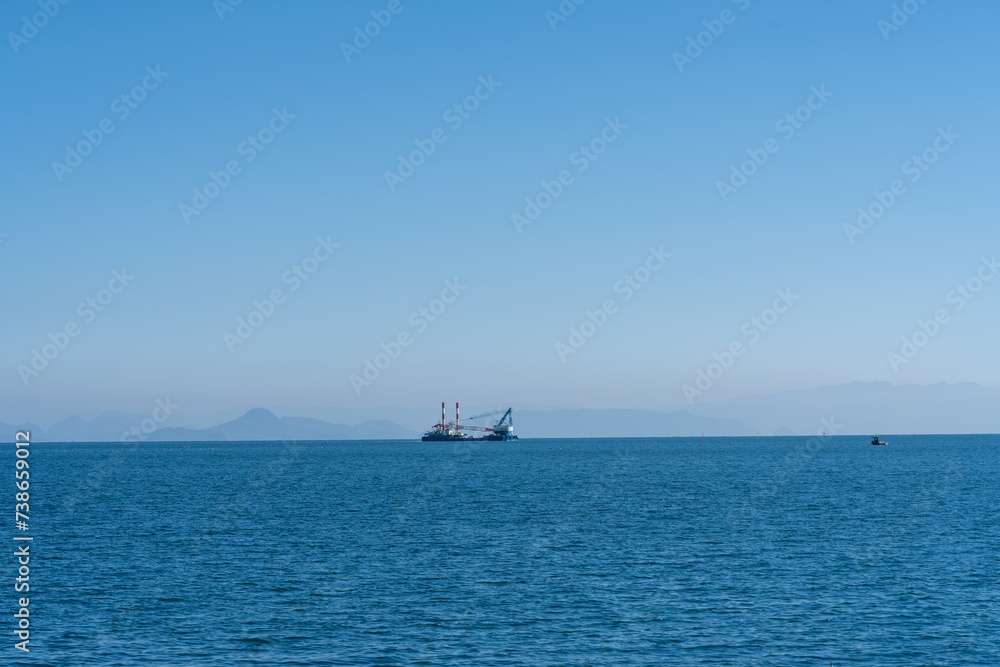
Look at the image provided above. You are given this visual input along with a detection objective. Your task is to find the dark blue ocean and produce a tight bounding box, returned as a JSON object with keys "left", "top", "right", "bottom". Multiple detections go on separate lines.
{"left": 8, "top": 435, "right": 999, "bottom": 666}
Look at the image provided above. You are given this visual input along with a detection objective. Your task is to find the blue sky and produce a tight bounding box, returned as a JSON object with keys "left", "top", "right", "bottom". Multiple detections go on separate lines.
{"left": 2, "top": 0, "right": 998, "bottom": 422}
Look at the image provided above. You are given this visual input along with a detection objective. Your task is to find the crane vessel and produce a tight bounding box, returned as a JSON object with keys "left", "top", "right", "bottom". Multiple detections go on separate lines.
{"left": 421, "top": 402, "right": 519, "bottom": 441}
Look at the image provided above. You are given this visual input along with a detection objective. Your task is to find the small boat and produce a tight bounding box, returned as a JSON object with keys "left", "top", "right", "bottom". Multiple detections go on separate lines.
{"left": 869, "top": 435, "right": 887, "bottom": 446}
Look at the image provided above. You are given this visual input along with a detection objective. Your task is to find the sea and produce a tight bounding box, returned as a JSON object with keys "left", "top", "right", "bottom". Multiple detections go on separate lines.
{"left": 8, "top": 434, "right": 999, "bottom": 666}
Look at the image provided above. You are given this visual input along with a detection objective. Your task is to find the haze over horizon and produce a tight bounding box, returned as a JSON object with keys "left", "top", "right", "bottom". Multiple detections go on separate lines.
{"left": 4, "top": 1, "right": 998, "bottom": 424}
{"left": 6, "top": 380, "right": 1000, "bottom": 440}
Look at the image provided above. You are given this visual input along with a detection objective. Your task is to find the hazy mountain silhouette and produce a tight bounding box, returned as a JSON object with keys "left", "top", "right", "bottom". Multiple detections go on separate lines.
{"left": 19, "top": 408, "right": 419, "bottom": 443}
{"left": 148, "top": 409, "right": 419, "bottom": 441}
{"left": 0, "top": 421, "right": 41, "bottom": 438}
{"left": 44, "top": 412, "right": 143, "bottom": 442}
{"left": 688, "top": 381, "right": 1000, "bottom": 434}
{"left": 9, "top": 382, "right": 1000, "bottom": 442}
{"left": 514, "top": 409, "right": 753, "bottom": 437}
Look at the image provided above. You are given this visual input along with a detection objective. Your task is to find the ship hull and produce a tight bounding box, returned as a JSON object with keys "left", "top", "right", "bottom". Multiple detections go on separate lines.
{"left": 421, "top": 433, "right": 475, "bottom": 442}
{"left": 420, "top": 433, "right": 518, "bottom": 442}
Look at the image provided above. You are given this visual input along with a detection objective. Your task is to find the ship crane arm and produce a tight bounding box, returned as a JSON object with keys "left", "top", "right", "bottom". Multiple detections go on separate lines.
{"left": 494, "top": 408, "right": 513, "bottom": 429}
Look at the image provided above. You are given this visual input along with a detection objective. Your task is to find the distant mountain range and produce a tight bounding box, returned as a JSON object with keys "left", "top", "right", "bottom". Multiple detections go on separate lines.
{"left": 2, "top": 407, "right": 751, "bottom": 443}
{"left": 513, "top": 409, "right": 752, "bottom": 438}
{"left": 687, "top": 381, "right": 1000, "bottom": 435}
{"left": 0, "top": 409, "right": 420, "bottom": 443}
{"left": 147, "top": 409, "right": 419, "bottom": 442}
{"left": 3, "top": 382, "right": 998, "bottom": 442}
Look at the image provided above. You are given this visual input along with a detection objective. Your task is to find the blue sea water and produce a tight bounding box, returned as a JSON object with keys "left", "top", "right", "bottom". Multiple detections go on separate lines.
{"left": 7, "top": 435, "right": 999, "bottom": 666}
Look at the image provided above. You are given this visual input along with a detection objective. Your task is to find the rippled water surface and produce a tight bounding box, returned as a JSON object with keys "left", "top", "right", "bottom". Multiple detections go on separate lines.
{"left": 10, "top": 435, "right": 1000, "bottom": 665}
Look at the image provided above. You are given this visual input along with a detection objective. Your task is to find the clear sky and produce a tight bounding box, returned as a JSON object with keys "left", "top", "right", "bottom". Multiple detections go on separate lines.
{"left": 2, "top": 0, "right": 998, "bottom": 422}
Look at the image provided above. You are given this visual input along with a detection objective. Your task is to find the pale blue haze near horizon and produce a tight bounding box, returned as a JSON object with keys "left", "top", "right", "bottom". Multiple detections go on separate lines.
{"left": 2, "top": 0, "right": 998, "bottom": 421}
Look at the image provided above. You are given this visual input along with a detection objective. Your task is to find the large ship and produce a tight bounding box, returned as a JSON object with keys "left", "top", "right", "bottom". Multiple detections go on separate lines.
{"left": 421, "top": 402, "right": 519, "bottom": 441}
